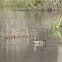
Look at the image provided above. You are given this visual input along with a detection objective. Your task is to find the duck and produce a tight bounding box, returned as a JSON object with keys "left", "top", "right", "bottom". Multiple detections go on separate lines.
{"left": 33, "top": 37, "right": 46, "bottom": 46}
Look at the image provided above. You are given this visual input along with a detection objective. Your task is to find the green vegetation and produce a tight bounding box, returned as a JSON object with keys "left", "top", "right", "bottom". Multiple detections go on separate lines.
{"left": 0, "top": 0, "right": 44, "bottom": 10}
{"left": 0, "top": 0, "right": 42, "bottom": 8}
{"left": 49, "top": 17, "right": 62, "bottom": 39}
{"left": 49, "top": 31, "right": 62, "bottom": 39}
{"left": 0, "top": 0, "right": 62, "bottom": 10}
{"left": 49, "top": 17, "right": 62, "bottom": 31}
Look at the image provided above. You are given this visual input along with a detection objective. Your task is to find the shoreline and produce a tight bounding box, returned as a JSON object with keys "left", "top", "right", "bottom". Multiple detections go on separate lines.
{"left": 0, "top": 1, "right": 62, "bottom": 11}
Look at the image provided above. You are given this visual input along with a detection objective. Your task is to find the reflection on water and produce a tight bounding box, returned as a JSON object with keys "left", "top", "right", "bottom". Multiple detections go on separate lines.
{"left": 49, "top": 32, "right": 62, "bottom": 40}
{"left": 0, "top": 11, "right": 62, "bottom": 31}
{"left": 0, "top": 35, "right": 62, "bottom": 62}
{"left": 0, "top": 10, "right": 62, "bottom": 62}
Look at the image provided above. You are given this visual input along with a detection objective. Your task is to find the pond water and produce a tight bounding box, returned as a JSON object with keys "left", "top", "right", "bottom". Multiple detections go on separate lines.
{"left": 0, "top": 10, "right": 62, "bottom": 62}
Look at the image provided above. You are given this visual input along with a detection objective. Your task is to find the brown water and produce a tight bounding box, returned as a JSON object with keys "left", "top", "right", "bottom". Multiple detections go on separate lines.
{"left": 0, "top": 10, "right": 62, "bottom": 62}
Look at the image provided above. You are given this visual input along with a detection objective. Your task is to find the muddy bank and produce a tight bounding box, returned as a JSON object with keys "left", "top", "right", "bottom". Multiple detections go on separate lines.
{"left": 27, "top": 2, "right": 62, "bottom": 11}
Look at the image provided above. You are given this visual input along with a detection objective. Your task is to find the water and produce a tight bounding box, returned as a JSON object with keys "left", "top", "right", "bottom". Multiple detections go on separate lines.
{"left": 0, "top": 37, "right": 62, "bottom": 62}
{"left": 0, "top": 10, "right": 62, "bottom": 62}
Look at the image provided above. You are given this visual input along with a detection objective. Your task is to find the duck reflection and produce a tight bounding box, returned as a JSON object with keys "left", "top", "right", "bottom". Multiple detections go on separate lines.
{"left": 33, "top": 37, "right": 46, "bottom": 52}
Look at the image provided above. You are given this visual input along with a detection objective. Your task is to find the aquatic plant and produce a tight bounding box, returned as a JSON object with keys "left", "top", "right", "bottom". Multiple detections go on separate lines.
{"left": 49, "top": 17, "right": 62, "bottom": 30}
{"left": 49, "top": 31, "right": 62, "bottom": 40}
{"left": 0, "top": 2, "right": 2, "bottom": 7}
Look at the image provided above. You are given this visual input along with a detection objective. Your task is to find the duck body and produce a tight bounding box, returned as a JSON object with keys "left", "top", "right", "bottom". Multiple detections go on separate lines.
{"left": 33, "top": 37, "right": 46, "bottom": 46}
{"left": 33, "top": 40, "right": 46, "bottom": 44}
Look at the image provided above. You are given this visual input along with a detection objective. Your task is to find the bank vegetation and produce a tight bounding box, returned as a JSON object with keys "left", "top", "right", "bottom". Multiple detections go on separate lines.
{"left": 0, "top": 0, "right": 62, "bottom": 11}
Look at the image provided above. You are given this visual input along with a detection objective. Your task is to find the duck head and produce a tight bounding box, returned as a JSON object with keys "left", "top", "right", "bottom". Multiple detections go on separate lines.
{"left": 33, "top": 37, "right": 37, "bottom": 41}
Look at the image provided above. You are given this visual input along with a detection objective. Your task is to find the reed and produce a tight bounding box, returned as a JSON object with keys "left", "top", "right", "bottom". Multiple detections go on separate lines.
{"left": 49, "top": 31, "right": 62, "bottom": 40}
{"left": 49, "top": 17, "right": 62, "bottom": 31}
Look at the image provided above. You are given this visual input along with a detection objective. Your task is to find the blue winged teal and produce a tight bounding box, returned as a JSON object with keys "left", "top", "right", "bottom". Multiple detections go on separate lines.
{"left": 33, "top": 37, "right": 46, "bottom": 45}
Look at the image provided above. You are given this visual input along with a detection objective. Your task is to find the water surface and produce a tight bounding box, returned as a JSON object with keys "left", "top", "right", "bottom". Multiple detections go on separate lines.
{"left": 0, "top": 10, "right": 62, "bottom": 62}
